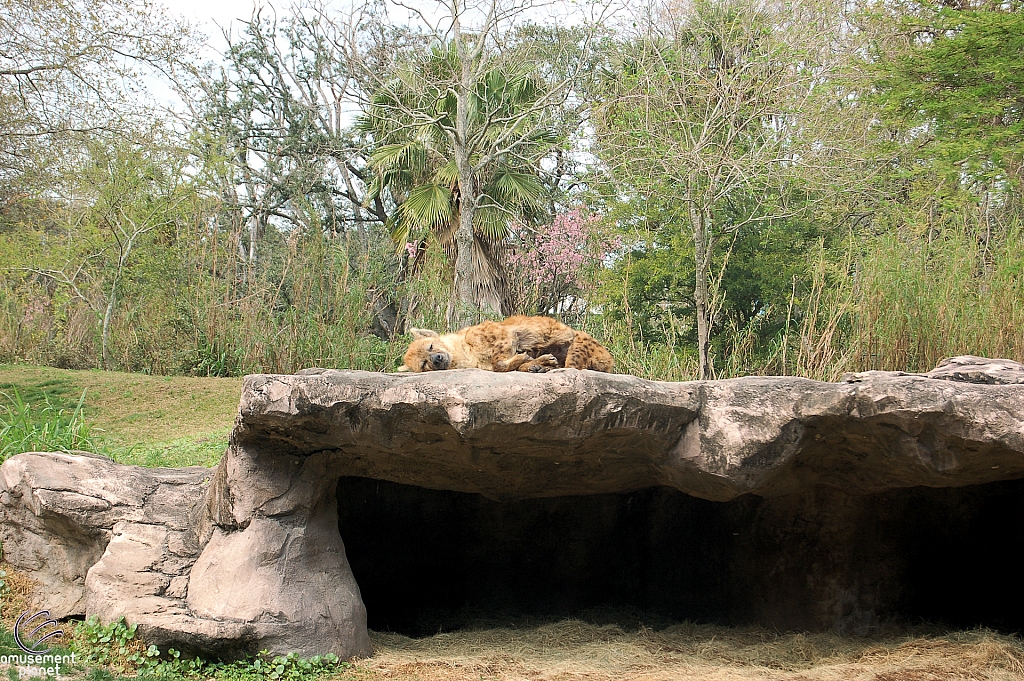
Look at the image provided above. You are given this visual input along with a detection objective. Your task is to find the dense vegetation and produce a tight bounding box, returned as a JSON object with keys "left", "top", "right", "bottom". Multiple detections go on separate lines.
{"left": 1, "top": 0, "right": 1022, "bottom": 381}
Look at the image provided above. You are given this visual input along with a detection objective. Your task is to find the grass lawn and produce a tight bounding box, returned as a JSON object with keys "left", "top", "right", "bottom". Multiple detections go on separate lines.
{"left": 0, "top": 364, "right": 242, "bottom": 468}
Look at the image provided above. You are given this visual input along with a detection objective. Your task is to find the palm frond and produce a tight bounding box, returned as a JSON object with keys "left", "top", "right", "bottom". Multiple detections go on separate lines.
{"left": 387, "top": 211, "right": 413, "bottom": 250}
{"left": 490, "top": 170, "right": 545, "bottom": 209}
{"left": 433, "top": 159, "right": 459, "bottom": 187}
{"left": 473, "top": 202, "right": 511, "bottom": 242}
{"left": 359, "top": 40, "right": 558, "bottom": 316}
{"left": 370, "top": 142, "right": 428, "bottom": 173}
{"left": 401, "top": 183, "right": 453, "bottom": 230}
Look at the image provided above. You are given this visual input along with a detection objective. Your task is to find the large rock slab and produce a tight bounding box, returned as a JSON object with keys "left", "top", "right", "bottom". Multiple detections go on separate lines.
{"left": 0, "top": 452, "right": 210, "bottom": 618}
{"left": 222, "top": 361, "right": 1024, "bottom": 503}
{"left": 186, "top": 450, "right": 370, "bottom": 658}
{"left": 3, "top": 356, "right": 1024, "bottom": 656}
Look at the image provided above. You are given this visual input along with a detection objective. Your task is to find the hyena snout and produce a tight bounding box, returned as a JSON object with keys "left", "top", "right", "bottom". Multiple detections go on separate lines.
{"left": 431, "top": 352, "right": 450, "bottom": 369}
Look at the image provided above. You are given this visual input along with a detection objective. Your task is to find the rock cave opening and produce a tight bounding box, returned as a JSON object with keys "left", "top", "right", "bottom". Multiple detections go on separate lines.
{"left": 336, "top": 476, "right": 1024, "bottom": 637}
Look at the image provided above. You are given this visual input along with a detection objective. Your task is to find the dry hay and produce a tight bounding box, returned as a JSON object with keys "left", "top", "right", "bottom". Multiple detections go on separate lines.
{"left": 355, "top": 619, "right": 1024, "bottom": 681}
{"left": 0, "top": 562, "right": 37, "bottom": 630}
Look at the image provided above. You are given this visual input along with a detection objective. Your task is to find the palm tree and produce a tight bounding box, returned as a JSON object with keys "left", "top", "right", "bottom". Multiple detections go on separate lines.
{"left": 358, "top": 41, "right": 555, "bottom": 319}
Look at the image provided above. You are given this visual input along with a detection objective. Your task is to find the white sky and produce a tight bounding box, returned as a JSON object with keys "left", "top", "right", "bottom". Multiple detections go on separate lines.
{"left": 147, "top": 0, "right": 267, "bottom": 109}
{"left": 166, "top": 0, "right": 264, "bottom": 36}
{"left": 152, "top": 0, "right": 601, "bottom": 109}
{"left": 163, "top": 0, "right": 590, "bottom": 54}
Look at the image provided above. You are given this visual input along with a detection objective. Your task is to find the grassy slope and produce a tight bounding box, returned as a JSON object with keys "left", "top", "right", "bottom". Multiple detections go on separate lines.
{"left": 0, "top": 364, "right": 242, "bottom": 468}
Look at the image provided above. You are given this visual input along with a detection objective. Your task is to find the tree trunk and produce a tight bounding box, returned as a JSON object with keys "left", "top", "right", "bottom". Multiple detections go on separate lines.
{"left": 248, "top": 213, "right": 259, "bottom": 266}
{"left": 453, "top": 189, "right": 477, "bottom": 328}
{"left": 452, "top": 6, "right": 479, "bottom": 329}
{"left": 101, "top": 292, "right": 115, "bottom": 370}
{"left": 102, "top": 237, "right": 131, "bottom": 371}
{"left": 693, "top": 207, "right": 711, "bottom": 380}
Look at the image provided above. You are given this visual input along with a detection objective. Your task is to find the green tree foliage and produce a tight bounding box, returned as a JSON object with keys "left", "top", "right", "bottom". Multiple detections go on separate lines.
{"left": 198, "top": 6, "right": 391, "bottom": 259}
{"left": 849, "top": 0, "right": 1024, "bottom": 376}
{"left": 1, "top": 0, "right": 1023, "bottom": 381}
{"left": 1, "top": 134, "right": 193, "bottom": 367}
{"left": 0, "top": 0, "right": 197, "bottom": 199}
{"left": 871, "top": 0, "right": 1024, "bottom": 190}
{"left": 346, "top": 0, "right": 605, "bottom": 326}
{"left": 594, "top": 0, "right": 862, "bottom": 377}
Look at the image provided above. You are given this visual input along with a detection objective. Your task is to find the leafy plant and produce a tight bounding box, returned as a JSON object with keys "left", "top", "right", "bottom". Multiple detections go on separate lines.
{"left": 72, "top": 616, "right": 148, "bottom": 671}
{"left": 0, "top": 388, "right": 99, "bottom": 462}
{"left": 205, "top": 651, "right": 347, "bottom": 681}
{"left": 72, "top": 615, "right": 350, "bottom": 681}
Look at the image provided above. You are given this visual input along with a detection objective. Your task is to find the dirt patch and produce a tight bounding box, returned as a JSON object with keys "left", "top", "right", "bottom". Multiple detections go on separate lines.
{"left": 354, "top": 621, "right": 1024, "bottom": 681}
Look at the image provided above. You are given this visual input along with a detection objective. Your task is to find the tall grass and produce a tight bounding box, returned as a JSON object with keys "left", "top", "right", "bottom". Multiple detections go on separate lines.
{"left": 0, "top": 220, "right": 415, "bottom": 375}
{"left": 595, "top": 218, "right": 1024, "bottom": 383}
{"left": 848, "top": 223, "right": 1024, "bottom": 373}
{"left": 3, "top": 200, "right": 1022, "bottom": 381}
{"left": 0, "top": 388, "right": 99, "bottom": 462}
{"left": 584, "top": 317, "right": 699, "bottom": 381}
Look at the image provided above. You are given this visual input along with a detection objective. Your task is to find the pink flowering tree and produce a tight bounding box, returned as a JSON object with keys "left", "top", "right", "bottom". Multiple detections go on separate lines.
{"left": 508, "top": 209, "right": 618, "bottom": 317}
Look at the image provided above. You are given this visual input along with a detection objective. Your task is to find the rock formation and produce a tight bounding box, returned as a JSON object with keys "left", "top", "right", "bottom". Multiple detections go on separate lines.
{"left": 0, "top": 453, "right": 209, "bottom": 620}
{"left": 2, "top": 356, "right": 1023, "bottom": 656}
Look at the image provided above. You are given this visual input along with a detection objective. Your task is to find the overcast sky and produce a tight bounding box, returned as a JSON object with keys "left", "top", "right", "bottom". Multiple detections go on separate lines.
{"left": 152, "top": 0, "right": 595, "bottom": 108}
{"left": 170, "top": 0, "right": 262, "bottom": 36}
{"left": 146, "top": 0, "right": 263, "bottom": 109}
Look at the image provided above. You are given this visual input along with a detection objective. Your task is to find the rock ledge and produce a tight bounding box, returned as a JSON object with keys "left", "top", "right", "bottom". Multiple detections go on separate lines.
{"left": 1, "top": 356, "right": 1022, "bottom": 655}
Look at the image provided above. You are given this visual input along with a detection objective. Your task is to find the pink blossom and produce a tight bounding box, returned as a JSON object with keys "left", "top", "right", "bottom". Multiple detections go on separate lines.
{"left": 509, "top": 209, "right": 617, "bottom": 313}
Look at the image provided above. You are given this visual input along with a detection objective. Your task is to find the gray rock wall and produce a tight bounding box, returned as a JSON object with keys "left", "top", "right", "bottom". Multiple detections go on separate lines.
{"left": 0, "top": 452, "right": 209, "bottom": 619}
{"left": 1, "top": 356, "right": 1022, "bottom": 657}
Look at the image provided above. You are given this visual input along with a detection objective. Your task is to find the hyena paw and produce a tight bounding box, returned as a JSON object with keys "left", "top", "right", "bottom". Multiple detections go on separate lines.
{"left": 527, "top": 354, "right": 559, "bottom": 373}
{"left": 498, "top": 353, "right": 532, "bottom": 371}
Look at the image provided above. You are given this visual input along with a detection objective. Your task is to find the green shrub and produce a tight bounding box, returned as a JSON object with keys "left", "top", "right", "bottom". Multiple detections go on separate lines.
{"left": 204, "top": 651, "right": 347, "bottom": 681}
{"left": 72, "top": 616, "right": 149, "bottom": 671}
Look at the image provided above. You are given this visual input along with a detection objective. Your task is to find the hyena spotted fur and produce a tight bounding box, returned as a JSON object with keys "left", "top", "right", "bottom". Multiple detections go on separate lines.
{"left": 401, "top": 315, "right": 614, "bottom": 373}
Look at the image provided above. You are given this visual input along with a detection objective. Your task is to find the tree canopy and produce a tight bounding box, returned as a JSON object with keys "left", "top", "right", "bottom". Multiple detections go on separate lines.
{"left": 2, "top": 0, "right": 1023, "bottom": 379}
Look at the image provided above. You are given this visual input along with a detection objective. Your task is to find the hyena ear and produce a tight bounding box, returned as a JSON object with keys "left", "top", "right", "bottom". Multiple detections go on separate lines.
{"left": 394, "top": 365, "right": 412, "bottom": 372}
{"left": 409, "top": 328, "right": 440, "bottom": 339}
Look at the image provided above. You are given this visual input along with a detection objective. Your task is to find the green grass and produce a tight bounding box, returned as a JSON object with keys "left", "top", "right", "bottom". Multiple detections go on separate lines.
{"left": 0, "top": 387, "right": 99, "bottom": 462}
{"left": 0, "top": 626, "right": 91, "bottom": 680}
{"left": 0, "top": 616, "right": 354, "bottom": 681}
{"left": 0, "top": 365, "right": 241, "bottom": 468}
{"left": 111, "top": 429, "right": 233, "bottom": 468}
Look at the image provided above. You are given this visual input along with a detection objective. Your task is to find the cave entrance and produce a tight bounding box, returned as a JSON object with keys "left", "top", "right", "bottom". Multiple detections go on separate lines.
{"left": 335, "top": 476, "right": 1024, "bottom": 636}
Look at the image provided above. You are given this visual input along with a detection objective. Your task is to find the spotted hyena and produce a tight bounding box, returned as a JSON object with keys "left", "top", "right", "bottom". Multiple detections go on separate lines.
{"left": 401, "top": 315, "right": 614, "bottom": 373}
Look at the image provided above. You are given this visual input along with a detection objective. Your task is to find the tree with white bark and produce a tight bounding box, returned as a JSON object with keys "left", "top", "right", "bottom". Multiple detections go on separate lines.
{"left": 595, "top": 0, "right": 866, "bottom": 378}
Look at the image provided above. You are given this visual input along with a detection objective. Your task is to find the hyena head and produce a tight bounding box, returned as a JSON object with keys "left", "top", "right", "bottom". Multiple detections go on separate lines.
{"left": 403, "top": 328, "right": 451, "bottom": 371}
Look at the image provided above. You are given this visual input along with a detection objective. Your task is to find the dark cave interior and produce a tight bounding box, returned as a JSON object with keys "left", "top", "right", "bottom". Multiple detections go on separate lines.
{"left": 335, "top": 476, "right": 1024, "bottom": 636}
